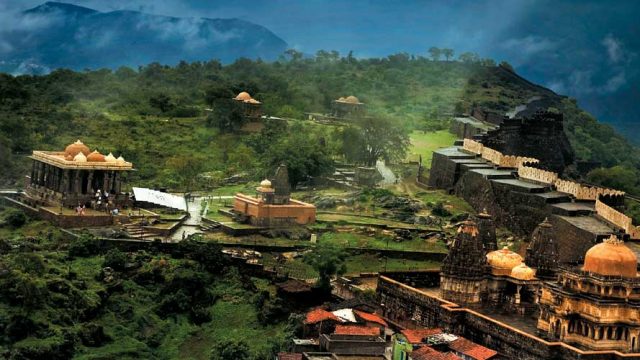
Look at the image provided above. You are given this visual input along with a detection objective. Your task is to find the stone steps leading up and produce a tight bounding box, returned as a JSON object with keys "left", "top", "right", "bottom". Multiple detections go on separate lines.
{"left": 550, "top": 202, "right": 596, "bottom": 216}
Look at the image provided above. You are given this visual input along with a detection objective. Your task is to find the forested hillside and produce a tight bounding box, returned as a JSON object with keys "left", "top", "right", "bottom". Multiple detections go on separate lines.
{"left": 1, "top": 53, "right": 638, "bottom": 192}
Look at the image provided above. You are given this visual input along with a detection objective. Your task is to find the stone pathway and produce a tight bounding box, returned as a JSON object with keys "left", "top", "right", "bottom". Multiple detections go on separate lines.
{"left": 376, "top": 160, "right": 397, "bottom": 185}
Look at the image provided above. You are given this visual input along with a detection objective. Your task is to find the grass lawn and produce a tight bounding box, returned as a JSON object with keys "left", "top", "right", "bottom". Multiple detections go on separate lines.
{"left": 344, "top": 254, "right": 440, "bottom": 275}
{"left": 408, "top": 130, "right": 457, "bottom": 168}
{"left": 317, "top": 232, "right": 447, "bottom": 253}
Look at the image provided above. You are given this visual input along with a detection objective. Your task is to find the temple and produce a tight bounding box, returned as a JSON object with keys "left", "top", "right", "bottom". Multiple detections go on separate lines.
{"left": 233, "top": 164, "right": 316, "bottom": 227}
{"left": 24, "top": 140, "right": 133, "bottom": 209}
{"left": 538, "top": 234, "right": 640, "bottom": 352}
{"left": 233, "top": 91, "right": 263, "bottom": 120}
{"left": 331, "top": 95, "right": 365, "bottom": 119}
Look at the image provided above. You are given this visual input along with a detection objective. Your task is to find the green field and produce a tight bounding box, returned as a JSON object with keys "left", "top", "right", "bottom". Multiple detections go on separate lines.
{"left": 408, "top": 130, "right": 457, "bottom": 167}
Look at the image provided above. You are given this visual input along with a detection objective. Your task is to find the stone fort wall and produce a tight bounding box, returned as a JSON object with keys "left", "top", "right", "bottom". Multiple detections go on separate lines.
{"left": 377, "top": 275, "right": 640, "bottom": 360}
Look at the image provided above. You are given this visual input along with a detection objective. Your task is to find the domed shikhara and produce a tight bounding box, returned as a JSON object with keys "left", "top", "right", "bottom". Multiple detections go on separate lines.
{"left": 582, "top": 234, "right": 637, "bottom": 278}
{"left": 260, "top": 179, "right": 272, "bottom": 188}
{"left": 457, "top": 220, "right": 479, "bottom": 237}
{"left": 73, "top": 152, "right": 87, "bottom": 163}
{"left": 86, "top": 150, "right": 106, "bottom": 162}
{"left": 105, "top": 153, "right": 117, "bottom": 162}
{"left": 510, "top": 263, "right": 536, "bottom": 280}
{"left": 235, "top": 91, "right": 252, "bottom": 101}
{"left": 64, "top": 140, "right": 91, "bottom": 158}
{"left": 487, "top": 246, "right": 524, "bottom": 275}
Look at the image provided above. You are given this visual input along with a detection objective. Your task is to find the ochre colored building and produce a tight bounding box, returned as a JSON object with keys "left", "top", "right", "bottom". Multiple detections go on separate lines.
{"left": 331, "top": 95, "right": 365, "bottom": 119}
{"left": 233, "top": 91, "right": 262, "bottom": 120}
{"left": 25, "top": 140, "right": 133, "bottom": 209}
{"left": 538, "top": 234, "right": 640, "bottom": 352}
{"left": 233, "top": 165, "right": 316, "bottom": 227}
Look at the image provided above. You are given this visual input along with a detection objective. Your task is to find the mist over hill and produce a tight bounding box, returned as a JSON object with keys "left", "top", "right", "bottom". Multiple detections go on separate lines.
{"left": 0, "top": 2, "right": 288, "bottom": 74}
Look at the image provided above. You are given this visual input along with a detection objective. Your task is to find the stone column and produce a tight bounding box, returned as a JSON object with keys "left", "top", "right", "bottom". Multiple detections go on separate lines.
{"left": 86, "top": 171, "right": 94, "bottom": 194}
{"left": 30, "top": 161, "right": 36, "bottom": 185}
{"left": 515, "top": 285, "right": 521, "bottom": 305}
{"left": 73, "top": 170, "right": 81, "bottom": 194}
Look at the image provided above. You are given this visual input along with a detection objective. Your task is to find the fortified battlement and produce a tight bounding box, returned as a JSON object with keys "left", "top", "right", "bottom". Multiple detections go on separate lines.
{"left": 481, "top": 111, "right": 574, "bottom": 174}
{"left": 429, "top": 138, "right": 637, "bottom": 262}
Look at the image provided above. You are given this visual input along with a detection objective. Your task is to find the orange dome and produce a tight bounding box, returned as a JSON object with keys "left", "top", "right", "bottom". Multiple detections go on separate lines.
{"left": 583, "top": 235, "right": 637, "bottom": 278}
{"left": 344, "top": 95, "right": 360, "bottom": 104}
{"left": 510, "top": 263, "right": 536, "bottom": 280}
{"left": 86, "top": 150, "right": 106, "bottom": 162}
{"left": 64, "top": 140, "right": 90, "bottom": 158}
{"left": 487, "top": 246, "right": 523, "bottom": 275}
{"left": 235, "top": 91, "right": 252, "bottom": 101}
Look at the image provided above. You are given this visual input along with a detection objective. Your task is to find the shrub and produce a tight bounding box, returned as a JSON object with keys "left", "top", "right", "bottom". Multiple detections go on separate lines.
{"left": 4, "top": 208, "right": 27, "bottom": 228}
{"left": 103, "top": 249, "right": 127, "bottom": 271}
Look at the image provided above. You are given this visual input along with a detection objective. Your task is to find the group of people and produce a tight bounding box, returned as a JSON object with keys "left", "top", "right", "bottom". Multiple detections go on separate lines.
{"left": 74, "top": 189, "right": 121, "bottom": 216}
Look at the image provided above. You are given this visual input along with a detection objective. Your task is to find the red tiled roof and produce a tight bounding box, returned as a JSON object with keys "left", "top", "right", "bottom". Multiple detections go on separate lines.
{"left": 354, "top": 310, "right": 388, "bottom": 327}
{"left": 334, "top": 325, "right": 380, "bottom": 336}
{"left": 277, "top": 353, "right": 302, "bottom": 360}
{"left": 401, "top": 328, "right": 442, "bottom": 344}
{"left": 411, "top": 346, "right": 462, "bottom": 360}
{"left": 449, "top": 338, "right": 498, "bottom": 360}
{"left": 304, "top": 308, "right": 341, "bottom": 324}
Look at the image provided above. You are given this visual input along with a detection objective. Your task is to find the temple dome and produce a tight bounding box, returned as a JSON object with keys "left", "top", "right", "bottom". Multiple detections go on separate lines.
{"left": 65, "top": 140, "right": 90, "bottom": 158}
{"left": 116, "top": 156, "right": 126, "bottom": 164}
{"left": 582, "top": 235, "right": 637, "bottom": 278}
{"left": 235, "top": 91, "right": 252, "bottom": 101}
{"left": 246, "top": 98, "right": 261, "bottom": 104}
{"left": 344, "top": 95, "right": 360, "bottom": 104}
{"left": 510, "top": 263, "right": 536, "bottom": 280}
{"left": 105, "top": 153, "right": 117, "bottom": 162}
{"left": 73, "top": 152, "right": 87, "bottom": 162}
{"left": 260, "top": 179, "right": 272, "bottom": 188}
{"left": 487, "top": 247, "right": 523, "bottom": 275}
{"left": 87, "top": 150, "right": 106, "bottom": 162}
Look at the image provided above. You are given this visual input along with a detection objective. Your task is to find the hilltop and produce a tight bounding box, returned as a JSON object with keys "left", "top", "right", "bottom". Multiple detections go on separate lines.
{"left": 0, "top": 2, "right": 288, "bottom": 74}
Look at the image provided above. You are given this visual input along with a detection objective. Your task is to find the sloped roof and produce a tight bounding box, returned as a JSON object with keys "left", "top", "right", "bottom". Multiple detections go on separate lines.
{"left": 334, "top": 325, "right": 380, "bottom": 336}
{"left": 449, "top": 338, "right": 498, "bottom": 360}
{"left": 332, "top": 308, "right": 357, "bottom": 323}
{"left": 354, "top": 310, "right": 388, "bottom": 327}
{"left": 305, "top": 308, "right": 341, "bottom": 324}
{"left": 411, "top": 346, "right": 462, "bottom": 360}
{"left": 401, "top": 328, "right": 443, "bottom": 344}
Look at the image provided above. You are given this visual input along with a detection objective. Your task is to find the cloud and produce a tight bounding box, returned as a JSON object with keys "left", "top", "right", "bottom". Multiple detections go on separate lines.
{"left": 602, "top": 34, "right": 623, "bottom": 63}
{"left": 552, "top": 69, "right": 627, "bottom": 95}
{"left": 502, "top": 35, "right": 558, "bottom": 56}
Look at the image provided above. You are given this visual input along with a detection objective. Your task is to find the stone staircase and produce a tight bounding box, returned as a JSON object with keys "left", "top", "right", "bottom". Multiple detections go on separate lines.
{"left": 122, "top": 222, "right": 158, "bottom": 240}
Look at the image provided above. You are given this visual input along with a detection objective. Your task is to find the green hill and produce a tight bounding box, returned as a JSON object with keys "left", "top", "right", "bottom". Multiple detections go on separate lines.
{"left": 1, "top": 55, "right": 638, "bottom": 192}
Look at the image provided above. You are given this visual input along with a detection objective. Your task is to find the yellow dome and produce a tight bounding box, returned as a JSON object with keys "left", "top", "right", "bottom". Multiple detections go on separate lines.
{"left": 246, "top": 98, "right": 261, "bottom": 104}
{"left": 510, "top": 263, "right": 536, "bottom": 280}
{"left": 65, "top": 140, "right": 91, "bottom": 158}
{"left": 583, "top": 235, "right": 637, "bottom": 278}
{"left": 344, "top": 95, "right": 360, "bottom": 104}
{"left": 73, "top": 152, "right": 87, "bottom": 162}
{"left": 260, "top": 179, "right": 272, "bottom": 188}
{"left": 87, "top": 150, "right": 106, "bottom": 162}
{"left": 105, "top": 153, "right": 117, "bottom": 162}
{"left": 116, "top": 156, "right": 126, "bottom": 164}
{"left": 235, "top": 91, "right": 252, "bottom": 101}
{"left": 487, "top": 246, "right": 523, "bottom": 275}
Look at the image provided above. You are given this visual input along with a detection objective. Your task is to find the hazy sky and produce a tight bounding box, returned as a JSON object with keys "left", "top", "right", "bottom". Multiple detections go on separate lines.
{"left": 3, "top": 0, "right": 639, "bottom": 134}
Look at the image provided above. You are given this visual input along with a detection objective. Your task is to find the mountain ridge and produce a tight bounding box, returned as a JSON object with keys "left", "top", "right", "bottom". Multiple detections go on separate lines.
{"left": 0, "top": 1, "right": 288, "bottom": 74}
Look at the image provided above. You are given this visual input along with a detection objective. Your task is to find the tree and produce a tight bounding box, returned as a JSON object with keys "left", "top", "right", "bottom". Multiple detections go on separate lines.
{"left": 303, "top": 243, "right": 347, "bottom": 292}
{"left": 442, "top": 48, "right": 454, "bottom": 61}
{"left": 149, "top": 93, "right": 175, "bottom": 113}
{"left": 339, "top": 117, "right": 410, "bottom": 167}
{"left": 210, "top": 339, "right": 251, "bottom": 360}
{"left": 428, "top": 47, "right": 441, "bottom": 61}
{"left": 258, "top": 124, "right": 334, "bottom": 188}
{"left": 103, "top": 249, "right": 127, "bottom": 271}
{"left": 458, "top": 52, "right": 479, "bottom": 64}
{"left": 284, "top": 49, "right": 303, "bottom": 62}
{"left": 166, "top": 155, "right": 207, "bottom": 192}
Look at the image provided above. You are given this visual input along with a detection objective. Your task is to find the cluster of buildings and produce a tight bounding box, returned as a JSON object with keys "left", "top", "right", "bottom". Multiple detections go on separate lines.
{"left": 278, "top": 305, "right": 497, "bottom": 360}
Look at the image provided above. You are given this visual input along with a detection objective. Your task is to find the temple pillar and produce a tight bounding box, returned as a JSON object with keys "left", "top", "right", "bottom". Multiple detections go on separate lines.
{"left": 62, "top": 170, "right": 70, "bottom": 194}
{"left": 102, "top": 171, "right": 109, "bottom": 193}
{"left": 115, "top": 172, "right": 122, "bottom": 193}
{"left": 86, "top": 171, "right": 94, "bottom": 194}
{"left": 73, "top": 170, "right": 81, "bottom": 194}
{"left": 30, "top": 161, "right": 36, "bottom": 185}
{"left": 515, "top": 285, "right": 522, "bottom": 305}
